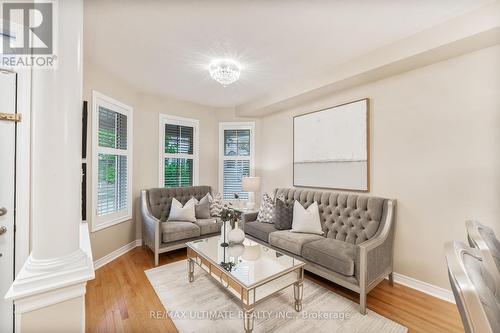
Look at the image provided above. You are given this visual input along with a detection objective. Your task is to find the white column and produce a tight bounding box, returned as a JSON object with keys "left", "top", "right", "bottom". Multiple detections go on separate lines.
{"left": 30, "top": 0, "right": 83, "bottom": 260}
{"left": 6, "top": 1, "right": 93, "bottom": 317}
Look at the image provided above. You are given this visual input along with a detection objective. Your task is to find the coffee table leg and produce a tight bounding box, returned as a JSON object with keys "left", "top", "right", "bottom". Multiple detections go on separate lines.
{"left": 243, "top": 308, "right": 254, "bottom": 333}
{"left": 187, "top": 258, "right": 194, "bottom": 282}
{"left": 294, "top": 281, "right": 303, "bottom": 312}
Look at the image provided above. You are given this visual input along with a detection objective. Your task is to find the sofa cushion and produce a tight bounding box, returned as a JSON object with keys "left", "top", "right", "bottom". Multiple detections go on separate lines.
{"left": 194, "top": 218, "right": 222, "bottom": 235}
{"left": 269, "top": 231, "right": 324, "bottom": 256}
{"left": 291, "top": 201, "right": 323, "bottom": 235}
{"left": 257, "top": 193, "right": 275, "bottom": 223}
{"left": 168, "top": 198, "right": 197, "bottom": 222}
{"left": 161, "top": 221, "right": 200, "bottom": 243}
{"left": 195, "top": 202, "right": 211, "bottom": 219}
{"left": 302, "top": 238, "right": 357, "bottom": 276}
{"left": 244, "top": 221, "right": 278, "bottom": 242}
{"left": 273, "top": 198, "right": 293, "bottom": 230}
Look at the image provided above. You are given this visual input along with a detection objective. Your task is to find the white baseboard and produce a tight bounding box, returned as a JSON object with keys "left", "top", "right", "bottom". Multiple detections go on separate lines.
{"left": 391, "top": 272, "right": 455, "bottom": 303}
{"left": 93, "top": 239, "right": 142, "bottom": 270}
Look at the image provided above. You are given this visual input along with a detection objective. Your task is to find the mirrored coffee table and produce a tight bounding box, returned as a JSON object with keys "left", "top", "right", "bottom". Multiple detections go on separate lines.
{"left": 186, "top": 236, "right": 305, "bottom": 333}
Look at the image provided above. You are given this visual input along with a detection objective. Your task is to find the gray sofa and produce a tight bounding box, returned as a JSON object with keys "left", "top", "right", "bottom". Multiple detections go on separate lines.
{"left": 141, "top": 186, "right": 222, "bottom": 266}
{"left": 241, "top": 188, "right": 396, "bottom": 314}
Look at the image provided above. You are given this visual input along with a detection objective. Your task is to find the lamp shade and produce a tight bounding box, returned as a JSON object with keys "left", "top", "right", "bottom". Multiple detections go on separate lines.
{"left": 242, "top": 176, "right": 260, "bottom": 192}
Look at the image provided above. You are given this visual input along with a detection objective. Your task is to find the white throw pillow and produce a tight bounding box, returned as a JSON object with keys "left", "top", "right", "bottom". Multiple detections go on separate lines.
{"left": 291, "top": 201, "right": 323, "bottom": 235}
{"left": 168, "top": 197, "right": 197, "bottom": 222}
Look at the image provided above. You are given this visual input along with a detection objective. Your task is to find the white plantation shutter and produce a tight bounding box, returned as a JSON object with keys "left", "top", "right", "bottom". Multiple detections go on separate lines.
{"left": 92, "top": 92, "right": 133, "bottom": 231}
{"left": 164, "top": 158, "right": 193, "bottom": 188}
{"left": 97, "top": 107, "right": 129, "bottom": 216}
{"left": 220, "top": 123, "right": 255, "bottom": 200}
{"left": 160, "top": 115, "right": 199, "bottom": 188}
{"left": 165, "top": 124, "right": 193, "bottom": 154}
{"left": 223, "top": 160, "right": 250, "bottom": 199}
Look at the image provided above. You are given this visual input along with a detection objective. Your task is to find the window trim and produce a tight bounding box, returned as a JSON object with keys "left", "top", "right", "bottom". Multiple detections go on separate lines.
{"left": 91, "top": 91, "right": 133, "bottom": 232}
{"left": 218, "top": 122, "right": 255, "bottom": 201}
{"left": 158, "top": 114, "right": 199, "bottom": 188}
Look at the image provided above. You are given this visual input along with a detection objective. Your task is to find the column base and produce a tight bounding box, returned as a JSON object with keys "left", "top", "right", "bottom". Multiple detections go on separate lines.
{"left": 6, "top": 248, "right": 94, "bottom": 300}
{"left": 5, "top": 222, "right": 95, "bottom": 333}
{"left": 6, "top": 223, "right": 95, "bottom": 301}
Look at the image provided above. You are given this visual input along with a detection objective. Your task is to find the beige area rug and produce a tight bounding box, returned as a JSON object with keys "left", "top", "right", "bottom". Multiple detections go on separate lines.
{"left": 145, "top": 260, "right": 407, "bottom": 333}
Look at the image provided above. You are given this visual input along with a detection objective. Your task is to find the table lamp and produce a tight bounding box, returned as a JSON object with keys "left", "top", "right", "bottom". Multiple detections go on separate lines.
{"left": 241, "top": 176, "right": 260, "bottom": 210}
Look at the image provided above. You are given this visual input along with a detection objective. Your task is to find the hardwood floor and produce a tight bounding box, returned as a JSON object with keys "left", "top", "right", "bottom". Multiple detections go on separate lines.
{"left": 86, "top": 246, "right": 464, "bottom": 333}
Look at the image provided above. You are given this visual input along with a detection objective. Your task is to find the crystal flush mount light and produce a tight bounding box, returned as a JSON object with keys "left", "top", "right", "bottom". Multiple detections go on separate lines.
{"left": 208, "top": 58, "right": 242, "bottom": 87}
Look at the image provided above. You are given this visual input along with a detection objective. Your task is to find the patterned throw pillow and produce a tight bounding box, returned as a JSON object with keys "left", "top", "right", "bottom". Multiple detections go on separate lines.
{"left": 273, "top": 197, "right": 293, "bottom": 230}
{"left": 209, "top": 193, "right": 223, "bottom": 217}
{"left": 257, "top": 193, "right": 275, "bottom": 223}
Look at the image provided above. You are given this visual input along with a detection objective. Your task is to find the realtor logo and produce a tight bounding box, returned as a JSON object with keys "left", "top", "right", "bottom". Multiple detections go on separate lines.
{"left": 2, "top": 2, "right": 53, "bottom": 55}
{"left": 1, "top": 1, "right": 56, "bottom": 67}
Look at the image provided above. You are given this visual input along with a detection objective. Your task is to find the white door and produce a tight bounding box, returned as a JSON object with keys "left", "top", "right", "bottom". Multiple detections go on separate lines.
{"left": 0, "top": 69, "right": 17, "bottom": 333}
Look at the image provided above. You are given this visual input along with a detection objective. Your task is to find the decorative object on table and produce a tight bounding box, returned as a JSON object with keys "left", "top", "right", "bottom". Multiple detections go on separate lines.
{"left": 167, "top": 197, "right": 197, "bottom": 222}
{"left": 256, "top": 193, "right": 275, "bottom": 223}
{"left": 219, "top": 221, "right": 232, "bottom": 248}
{"left": 294, "top": 98, "right": 369, "bottom": 191}
{"left": 273, "top": 197, "right": 293, "bottom": 230}
{"left": 291, "top": 201, "right": 323, "bottom": 235}
{"left": 219, "top": 204, "right": 242, "bottom": 247}
{"left": 209, "top": 192, "right": 223, "bottom": 217}
{"left": 228, "top": 220, "right": 245, "bottom": 244}
{"left": 242, "top": 176, "right": 261, "bottom": 209}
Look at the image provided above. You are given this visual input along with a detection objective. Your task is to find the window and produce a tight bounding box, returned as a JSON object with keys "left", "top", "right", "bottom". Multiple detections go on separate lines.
{"left": 91, "top": 91, "right": 133, "bottom": 232}
{"left": 159, "top": 114, "right": 199, "bottom": 188}
{"left": 219, "top": 122, "right": 255, "bottom": 200}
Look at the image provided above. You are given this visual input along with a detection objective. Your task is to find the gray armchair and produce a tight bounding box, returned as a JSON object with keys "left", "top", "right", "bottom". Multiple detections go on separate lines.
{"left": 241, "top": 188, "right": 396, "bottom": 314}
{"left": 445, "top": 241, "right": 500, "bottom": 333}
{"left": 466, "top": 220, "right": 500, "bottom": 291}
{"left": 141, "top": 186, "right": 222, "bottom": 266}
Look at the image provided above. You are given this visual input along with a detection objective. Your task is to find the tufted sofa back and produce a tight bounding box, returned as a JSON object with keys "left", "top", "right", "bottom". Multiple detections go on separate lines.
{"left": 274, "top": 188, "right": 387, "bottom": 245}
{"left": 146, "top": 186, "right": 211, "bottom": 221}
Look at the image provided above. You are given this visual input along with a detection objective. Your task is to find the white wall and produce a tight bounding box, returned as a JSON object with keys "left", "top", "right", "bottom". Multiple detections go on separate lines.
{"left": 257, "top": 45, "right": 500, "bottom": 289}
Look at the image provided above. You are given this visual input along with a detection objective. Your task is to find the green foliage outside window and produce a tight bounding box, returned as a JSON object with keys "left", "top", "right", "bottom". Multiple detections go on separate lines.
{"left": 99, "top": 128, "right": 117, "bottom": 184}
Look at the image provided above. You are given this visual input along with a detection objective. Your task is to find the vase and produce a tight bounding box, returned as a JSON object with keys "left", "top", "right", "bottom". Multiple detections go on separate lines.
{"left": 220, "top": 221, "right": 232, "bottom": 246}
{"left": 228, "top": 221, "right": 245, "bottom": 244}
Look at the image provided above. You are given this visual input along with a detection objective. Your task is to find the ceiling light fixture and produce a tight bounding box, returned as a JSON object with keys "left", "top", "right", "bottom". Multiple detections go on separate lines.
{"left": 208, "top": 59, "right": 241, "bottom": 87}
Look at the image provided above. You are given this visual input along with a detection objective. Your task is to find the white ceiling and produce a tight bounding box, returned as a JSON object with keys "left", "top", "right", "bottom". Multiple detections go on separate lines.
{"left": 84, "top": 0, "right": 494, "bottom": 108}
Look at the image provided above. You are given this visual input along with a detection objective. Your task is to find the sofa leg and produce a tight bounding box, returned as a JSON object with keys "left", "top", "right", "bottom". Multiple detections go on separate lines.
{"left": 359, "top": 291, "right": 367, "bottom": 315}
{"left": 388, "top": 272, "right": 394, "bottom": 286}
